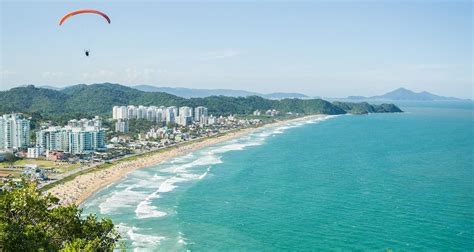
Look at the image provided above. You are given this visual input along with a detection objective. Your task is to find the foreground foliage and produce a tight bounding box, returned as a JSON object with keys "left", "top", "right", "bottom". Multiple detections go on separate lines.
{"left": 0, "top": 180, "right": 120, "bottom": 251}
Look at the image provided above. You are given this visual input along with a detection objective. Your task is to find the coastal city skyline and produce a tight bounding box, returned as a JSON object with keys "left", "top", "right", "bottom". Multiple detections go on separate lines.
{"left": 1, "top": 1, "right": 472, "bottom": 99}
{"left": 0, "top": 1, "right": 472, "bottom": 251}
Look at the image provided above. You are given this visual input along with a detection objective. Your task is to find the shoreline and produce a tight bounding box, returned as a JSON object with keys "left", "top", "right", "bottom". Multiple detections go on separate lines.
{"left": 46, "top": 115, "right": 326, "bottom": 206}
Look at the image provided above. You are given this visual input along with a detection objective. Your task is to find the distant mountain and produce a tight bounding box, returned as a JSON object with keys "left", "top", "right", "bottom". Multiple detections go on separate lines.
{"left": 263, "top": 92, "right": 309, "bottom": 99}
{"left": 346, "top": 88, "right": 468, "bottom": 101}
{"left": 132, "top": 85, "right": 309, "bottom": 99}
{"left": 133, "top": 85, "right": 260, "bottom": 98}
{"left": 0, "top": 83, "right": 402, "bottom": 119}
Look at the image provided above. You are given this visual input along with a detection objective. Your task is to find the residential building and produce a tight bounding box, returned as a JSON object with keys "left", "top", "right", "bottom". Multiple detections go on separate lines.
{"left": 115, "top": 119, "right": 129, "bottom": 133}
{"left": 27, "top": 146, "right": 44, "bottom": 159}
{"left": 194, "top": 106, "right": 208, "bottom": 122}
{"left": 147, "top": 106, "right": 157, "bottom": 121}
{"left": 68, "top": 116, "right": 102, "bottom": 130}
{"left": 156, "top": 108, "right": 165, "bottom": 125}
{"left": 112, "top": 106, "right": 128, "bottom": 120}
{"left": 36, "top": 125, "right": 105, "bottom": 155}
{"left": 127, "top": 105, "right": 137, "bottom": 119}
{"left": 112, "top": 105, "right": 208, "bottom": 126}
{"left": 68, "top": 128, "right": 104, "bottom": 154}
{"left": 178, "top": 106, "right": 192, "bottom": 126}
{"left": 166, "top": 106, "right": 178, "bottom": 124}
{"left": 0, "top": 113, "right": 30, "bottom": 150}
{"left": 36, "top": 127, "right": 69, "bottom": 152}
{"left": 265, "top": 109, "right": 280, "bottom": 116}
{"left": 208, "top": 115, "right": 216, "bottom": 125}
{"left": 138, "top": 105, "right": 147, "bottom": 119}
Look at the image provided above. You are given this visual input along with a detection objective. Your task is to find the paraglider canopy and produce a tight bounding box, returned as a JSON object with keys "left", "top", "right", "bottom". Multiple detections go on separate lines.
{"left": 59, "top": 9, "right": 111, "bottom": 26}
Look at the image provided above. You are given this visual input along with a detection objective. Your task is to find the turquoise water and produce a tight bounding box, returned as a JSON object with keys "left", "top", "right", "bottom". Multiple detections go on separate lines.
{"left": 83, "top": 103, "right": 473, "bottom": 250}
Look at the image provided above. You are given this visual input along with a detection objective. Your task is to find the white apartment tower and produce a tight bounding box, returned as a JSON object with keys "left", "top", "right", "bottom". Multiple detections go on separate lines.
{"left": 113, "top": 105, "right": 208, "bottom": 126}
{"left": 36, "top": 126, "right": 105, "bottom": 154}
{"left": 115, "top": 119, "right": 129, "bottom": 133}
{"left": 178, "top": 106, "right": 193, "bottom": 126}
{"left": 194, "top": 106, "right": 208, "bottom": 122}
{"left": 0, "top": 113, "right": 30, "bottom": 150}
{"left": 166, "top": 106, "right": 178, "bottom": 124}
{"left": 113, "top": 106, "right": 128, "bottom": 120}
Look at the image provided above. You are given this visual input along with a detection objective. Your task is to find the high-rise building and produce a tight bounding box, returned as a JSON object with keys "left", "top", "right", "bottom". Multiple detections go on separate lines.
{"left": 68, "top": 128, "right": 105, "bottom": 154}
{"left": 91, "top": 116, "right": 102, "bottom": 129}
{"left": 115, "top": 119, "right": 129, "bottom": 133}
{"left": 178, "top": 106, "right": 193, "bottom": 126}
{"left": 194, "top": 106, "right": 208, "bottom": 122}
{"left": 36, "top": 127, "right": 70, "bottom": 152}
{"left": 36, "top": 126, "right": 105, "bottom": 155}
{"left": 147, "top": 106, "right": 157, "bottom": 121}
{"left": 156, "top": 107, "right": 165, "bottom": 125}
{"left": 0, "top": 113, "right": 30, "bottom": 150}
{"left": 112, "top": 106, "right": 119, "bottom": 119}
{"left": 127, "top": 105, "right": 137, "bottom": 119}
{"left": 113, "top": 106, "right": 128, "bottom": 120}
{"left": 166, "top": 106, "right": 178, "bottom": 124}
{"left": 113, "top": 105, "right": 207, "bottom": 126}
{"left": 68, "top": 116, "right": 102, "bottom": 130}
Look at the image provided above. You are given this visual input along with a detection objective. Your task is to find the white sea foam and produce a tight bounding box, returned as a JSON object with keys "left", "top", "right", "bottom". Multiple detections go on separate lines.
{"left": 188, "top": 154, "right": 222, "bottom": 167}
{"left": 99, "top": 186, "right": 147, "bottom": 214}
{"left": 116, "top": 224, "right": 165, "bottom": 250}
{"left": 170, "top": 153, "right": 195, "bottom": 164}
{"left": 130, "top": 174, "right": 166, "bottom": 189}
{"left": 157, "top": 176, "right": 188, "bottom": 193}
{"left": 271, "top": 129, "right": 284, "bottom": 134}
{"left": 162, "top": 154, "right": 222, "bottom": 173}
{"left": 210, "top": 143, "right": 247, "bottom": 153}
{"left": 199, "top": 167, "right": 211, "bottom": 180}
{"left": 135, "top": 200, "right": 167, "bottom": 219}
{"left": 209, "top": 137, "right": 266, "bottom": 155}
{"left": 177, "top": 231, "right": 187, "bottom": 245}
{"left": 180, "top": 173, "right": 201, "bottom": 180}
{"left": 127, "top": 226, "right": 166, "bottom": 247}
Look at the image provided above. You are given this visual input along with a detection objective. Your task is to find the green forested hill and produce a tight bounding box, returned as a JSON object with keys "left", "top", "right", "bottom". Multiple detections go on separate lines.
{"left": 0, "top": 83, "right": 402, "bottom": 118}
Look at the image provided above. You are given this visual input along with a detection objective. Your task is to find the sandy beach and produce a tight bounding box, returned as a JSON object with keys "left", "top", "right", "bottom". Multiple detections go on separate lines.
{"left": 46, "top": 115, "right": 324, "bottom": 206}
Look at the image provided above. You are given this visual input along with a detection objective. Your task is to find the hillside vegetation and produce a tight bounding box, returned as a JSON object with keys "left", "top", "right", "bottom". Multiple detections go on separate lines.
{"left": 0, "top": 83, "right": 402, "bottom": 118}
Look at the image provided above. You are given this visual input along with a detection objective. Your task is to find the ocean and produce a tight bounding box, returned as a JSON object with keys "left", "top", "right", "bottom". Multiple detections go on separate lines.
{"left": 82, "top": 102, "right": 473, "bottom": 251}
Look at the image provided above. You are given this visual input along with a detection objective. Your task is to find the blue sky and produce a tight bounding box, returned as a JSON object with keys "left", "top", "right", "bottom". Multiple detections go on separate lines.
{"left": 1, "top": 0, "right": 472, "bottom": 98}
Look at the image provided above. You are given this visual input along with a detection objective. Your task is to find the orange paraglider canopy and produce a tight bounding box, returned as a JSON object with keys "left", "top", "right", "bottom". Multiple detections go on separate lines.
{"left": 59, "top": 9, "right": 111, "bottom": 25}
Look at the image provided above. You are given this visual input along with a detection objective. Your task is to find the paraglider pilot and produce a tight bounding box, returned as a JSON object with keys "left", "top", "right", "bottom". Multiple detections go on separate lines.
{"left": 85, "top": 50, "right": 90, "bottom": 57}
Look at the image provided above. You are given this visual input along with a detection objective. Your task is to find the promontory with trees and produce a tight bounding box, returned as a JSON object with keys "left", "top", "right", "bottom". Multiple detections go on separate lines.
{"left": 0, "top": 83, "right": 402, "bottom": 124}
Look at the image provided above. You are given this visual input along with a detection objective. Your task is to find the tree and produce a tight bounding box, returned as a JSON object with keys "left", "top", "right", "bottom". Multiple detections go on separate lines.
{"left": 4, "top": 152, "right": 16, "bottom": 168}
{"left": 166, "top": 122, "right": 175, "bottom": 129}
{"left": 0, "top": 180, "right": 120, "bottom": 251}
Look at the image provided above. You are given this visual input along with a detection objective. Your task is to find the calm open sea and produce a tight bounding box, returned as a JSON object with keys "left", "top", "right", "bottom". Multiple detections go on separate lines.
{"left": 82, "top": 102, "right": 473, "bottom": 251}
